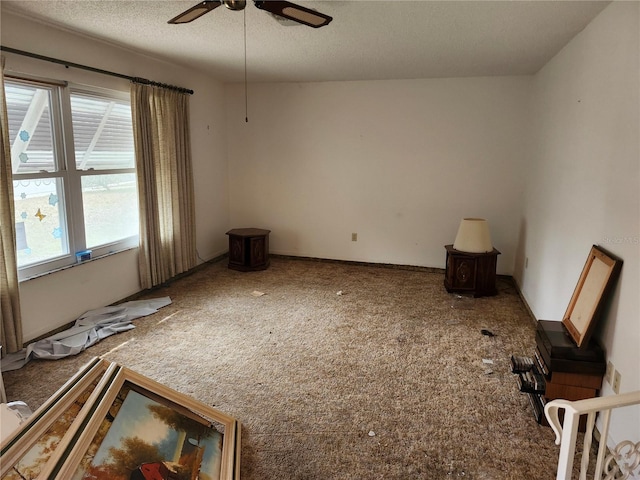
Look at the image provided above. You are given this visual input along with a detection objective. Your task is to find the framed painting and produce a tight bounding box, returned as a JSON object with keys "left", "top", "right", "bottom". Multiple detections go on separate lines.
{"left": 1, "top": 357, "right": 115, "bottom": 480}
{"left": 562, "top": 245, "right": 623, "bottom": 348}
{"left": 51, "top": 366, "right": 241, "bottom": 480}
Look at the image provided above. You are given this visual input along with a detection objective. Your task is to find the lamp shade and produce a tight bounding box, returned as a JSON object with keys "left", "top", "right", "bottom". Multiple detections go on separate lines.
{"left": 453, "top": 218, "right": 493, "bottom": 253}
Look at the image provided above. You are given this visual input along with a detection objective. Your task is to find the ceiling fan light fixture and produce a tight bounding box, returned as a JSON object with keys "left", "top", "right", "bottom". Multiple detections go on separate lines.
{"left": 168, "top": 0, "right": 221, "bottom": 24}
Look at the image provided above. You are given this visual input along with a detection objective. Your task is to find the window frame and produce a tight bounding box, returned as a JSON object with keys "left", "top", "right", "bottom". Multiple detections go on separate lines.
{"left": 6, "top": 76, "right": 139, "bottom": 281}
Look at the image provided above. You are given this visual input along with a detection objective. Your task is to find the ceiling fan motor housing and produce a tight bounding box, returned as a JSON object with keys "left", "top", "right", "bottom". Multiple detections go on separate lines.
{"left": 223, "top": 0, "right": 247, "bottom": 11}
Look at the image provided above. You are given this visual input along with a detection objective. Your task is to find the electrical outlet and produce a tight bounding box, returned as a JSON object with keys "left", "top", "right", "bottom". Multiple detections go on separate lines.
{"left": 613, "top": 370, "right": 622, "bottom": 394}
{"left": 605, "top": 361, "right": 614, "bottom": 385}
{"left": 351, "top": 233, "right": 357, "bottom": 242}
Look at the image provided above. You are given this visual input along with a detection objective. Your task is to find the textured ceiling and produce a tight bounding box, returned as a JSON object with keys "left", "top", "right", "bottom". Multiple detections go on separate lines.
{"left": 1, "top": 1, "right": 610, "bottom": 83}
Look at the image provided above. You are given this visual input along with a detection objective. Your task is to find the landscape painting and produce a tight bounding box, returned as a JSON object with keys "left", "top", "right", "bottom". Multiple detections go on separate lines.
{"left": 73, "top": 384, "right": 223, "bottom": 480}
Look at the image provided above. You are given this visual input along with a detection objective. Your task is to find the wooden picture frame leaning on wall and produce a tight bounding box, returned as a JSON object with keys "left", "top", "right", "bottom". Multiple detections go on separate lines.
{"left": 562, "top": 245, "right": 623, "bottom": 348}
{"left": 1, "top": 359, "right": 241, "bottom": 480}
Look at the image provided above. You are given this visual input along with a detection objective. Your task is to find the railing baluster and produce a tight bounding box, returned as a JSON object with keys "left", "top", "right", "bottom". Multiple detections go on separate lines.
{"left": 595, "top": 409, "right": 612, "bottom": 479}
{"left": 580, "top": 412, "right": 596, "bottom": 480}
{"left": 558, "top": 412, "right": 581, "bottom": 480}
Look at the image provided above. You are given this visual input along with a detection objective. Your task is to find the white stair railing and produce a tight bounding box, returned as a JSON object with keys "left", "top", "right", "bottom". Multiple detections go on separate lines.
{"left": 544, "top": 390, "right": 640, "bottom": 480}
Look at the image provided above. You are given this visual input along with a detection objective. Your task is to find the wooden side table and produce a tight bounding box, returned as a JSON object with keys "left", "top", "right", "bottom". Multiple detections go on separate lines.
{"left": 226, "top": 228, "right": 270, "bottom": 271}
{"left": 444, "top": 244, "right": 500, "bottom": 297}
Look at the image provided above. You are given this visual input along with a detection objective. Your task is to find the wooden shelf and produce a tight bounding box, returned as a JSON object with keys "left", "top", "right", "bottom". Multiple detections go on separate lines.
{"left": 513, "top": 321, "right": 605, "bottom": 429}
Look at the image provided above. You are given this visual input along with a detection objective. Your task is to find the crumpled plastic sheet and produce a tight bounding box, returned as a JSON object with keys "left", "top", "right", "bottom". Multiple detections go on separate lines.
{"left": 1, "top": 297, "right": 172, "bottom": 372}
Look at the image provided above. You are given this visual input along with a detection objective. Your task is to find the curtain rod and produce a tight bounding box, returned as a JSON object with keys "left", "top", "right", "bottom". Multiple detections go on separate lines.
{"left": 1, "top": 45, "right": 194, "bottom": 95}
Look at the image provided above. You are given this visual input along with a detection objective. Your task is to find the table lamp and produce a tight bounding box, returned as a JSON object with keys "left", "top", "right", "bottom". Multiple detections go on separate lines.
{"left": 452, "top": 218, "right": 493, "bottom": 253}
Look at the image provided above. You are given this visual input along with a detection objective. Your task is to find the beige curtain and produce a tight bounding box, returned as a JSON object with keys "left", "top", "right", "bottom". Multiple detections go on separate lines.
{"left": 131, "top": 83, "right": 196, "bottom": 289}
{"left": 0, "top": 57, "right": 24, "bottom": 355}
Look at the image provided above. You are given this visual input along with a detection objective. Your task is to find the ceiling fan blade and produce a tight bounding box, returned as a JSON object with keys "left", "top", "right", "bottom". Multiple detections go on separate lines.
{"left": 253, "top": 1, "right": 332, "bottom": 28}
{"left": 168, "top": 0, "right": 222, "bottom": 24}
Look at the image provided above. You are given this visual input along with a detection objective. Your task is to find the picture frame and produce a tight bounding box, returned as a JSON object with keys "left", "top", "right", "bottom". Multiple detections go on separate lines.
{"left": 1, "top": 357, "right": 114, "bottom": 480}
{"left": 51, "top": 365, "right": 241, "bottom": 480}
{"left": 562, "top": 245, "right": 623, "bottom": 348}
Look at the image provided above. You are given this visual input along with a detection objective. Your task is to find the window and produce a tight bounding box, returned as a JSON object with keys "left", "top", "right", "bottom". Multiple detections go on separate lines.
{"left": 5, "top": 78, "right": 138, "bottom": 280}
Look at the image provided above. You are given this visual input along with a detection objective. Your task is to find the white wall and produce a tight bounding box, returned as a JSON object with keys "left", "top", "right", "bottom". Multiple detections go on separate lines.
{"left": 517, "top": 2, "right": 639, "bottom": 444}
{"left": 225, "top": 77, "right": 531, "bottom": 273}
{"left": 19, "top": 250, "right": 141, "bottom": 340}
{"left": 1, "top": 12, "right": 230, "bottom": 341}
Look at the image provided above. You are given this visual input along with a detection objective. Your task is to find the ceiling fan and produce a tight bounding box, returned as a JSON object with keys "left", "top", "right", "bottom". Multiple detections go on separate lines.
{"left": 168, "top": 0, "right": 333, "bottom": 28}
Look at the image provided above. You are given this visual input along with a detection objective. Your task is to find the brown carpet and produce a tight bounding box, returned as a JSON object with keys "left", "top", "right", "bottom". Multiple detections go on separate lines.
{"left": 3, "top": 257, "right": 567, "bottom": 479}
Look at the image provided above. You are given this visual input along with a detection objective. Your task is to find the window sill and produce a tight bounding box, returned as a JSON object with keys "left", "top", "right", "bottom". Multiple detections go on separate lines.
{"left": 18, "top": 247, "right": 138, "bottom": 283}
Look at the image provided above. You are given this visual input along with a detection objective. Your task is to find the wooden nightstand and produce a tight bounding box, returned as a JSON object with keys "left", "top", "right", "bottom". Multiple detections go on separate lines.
{"left": 226, "top": 228, "right": 270, "bottom": 271}
{"left": 444, "top": 244, "right": 500, "bottom": 297}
